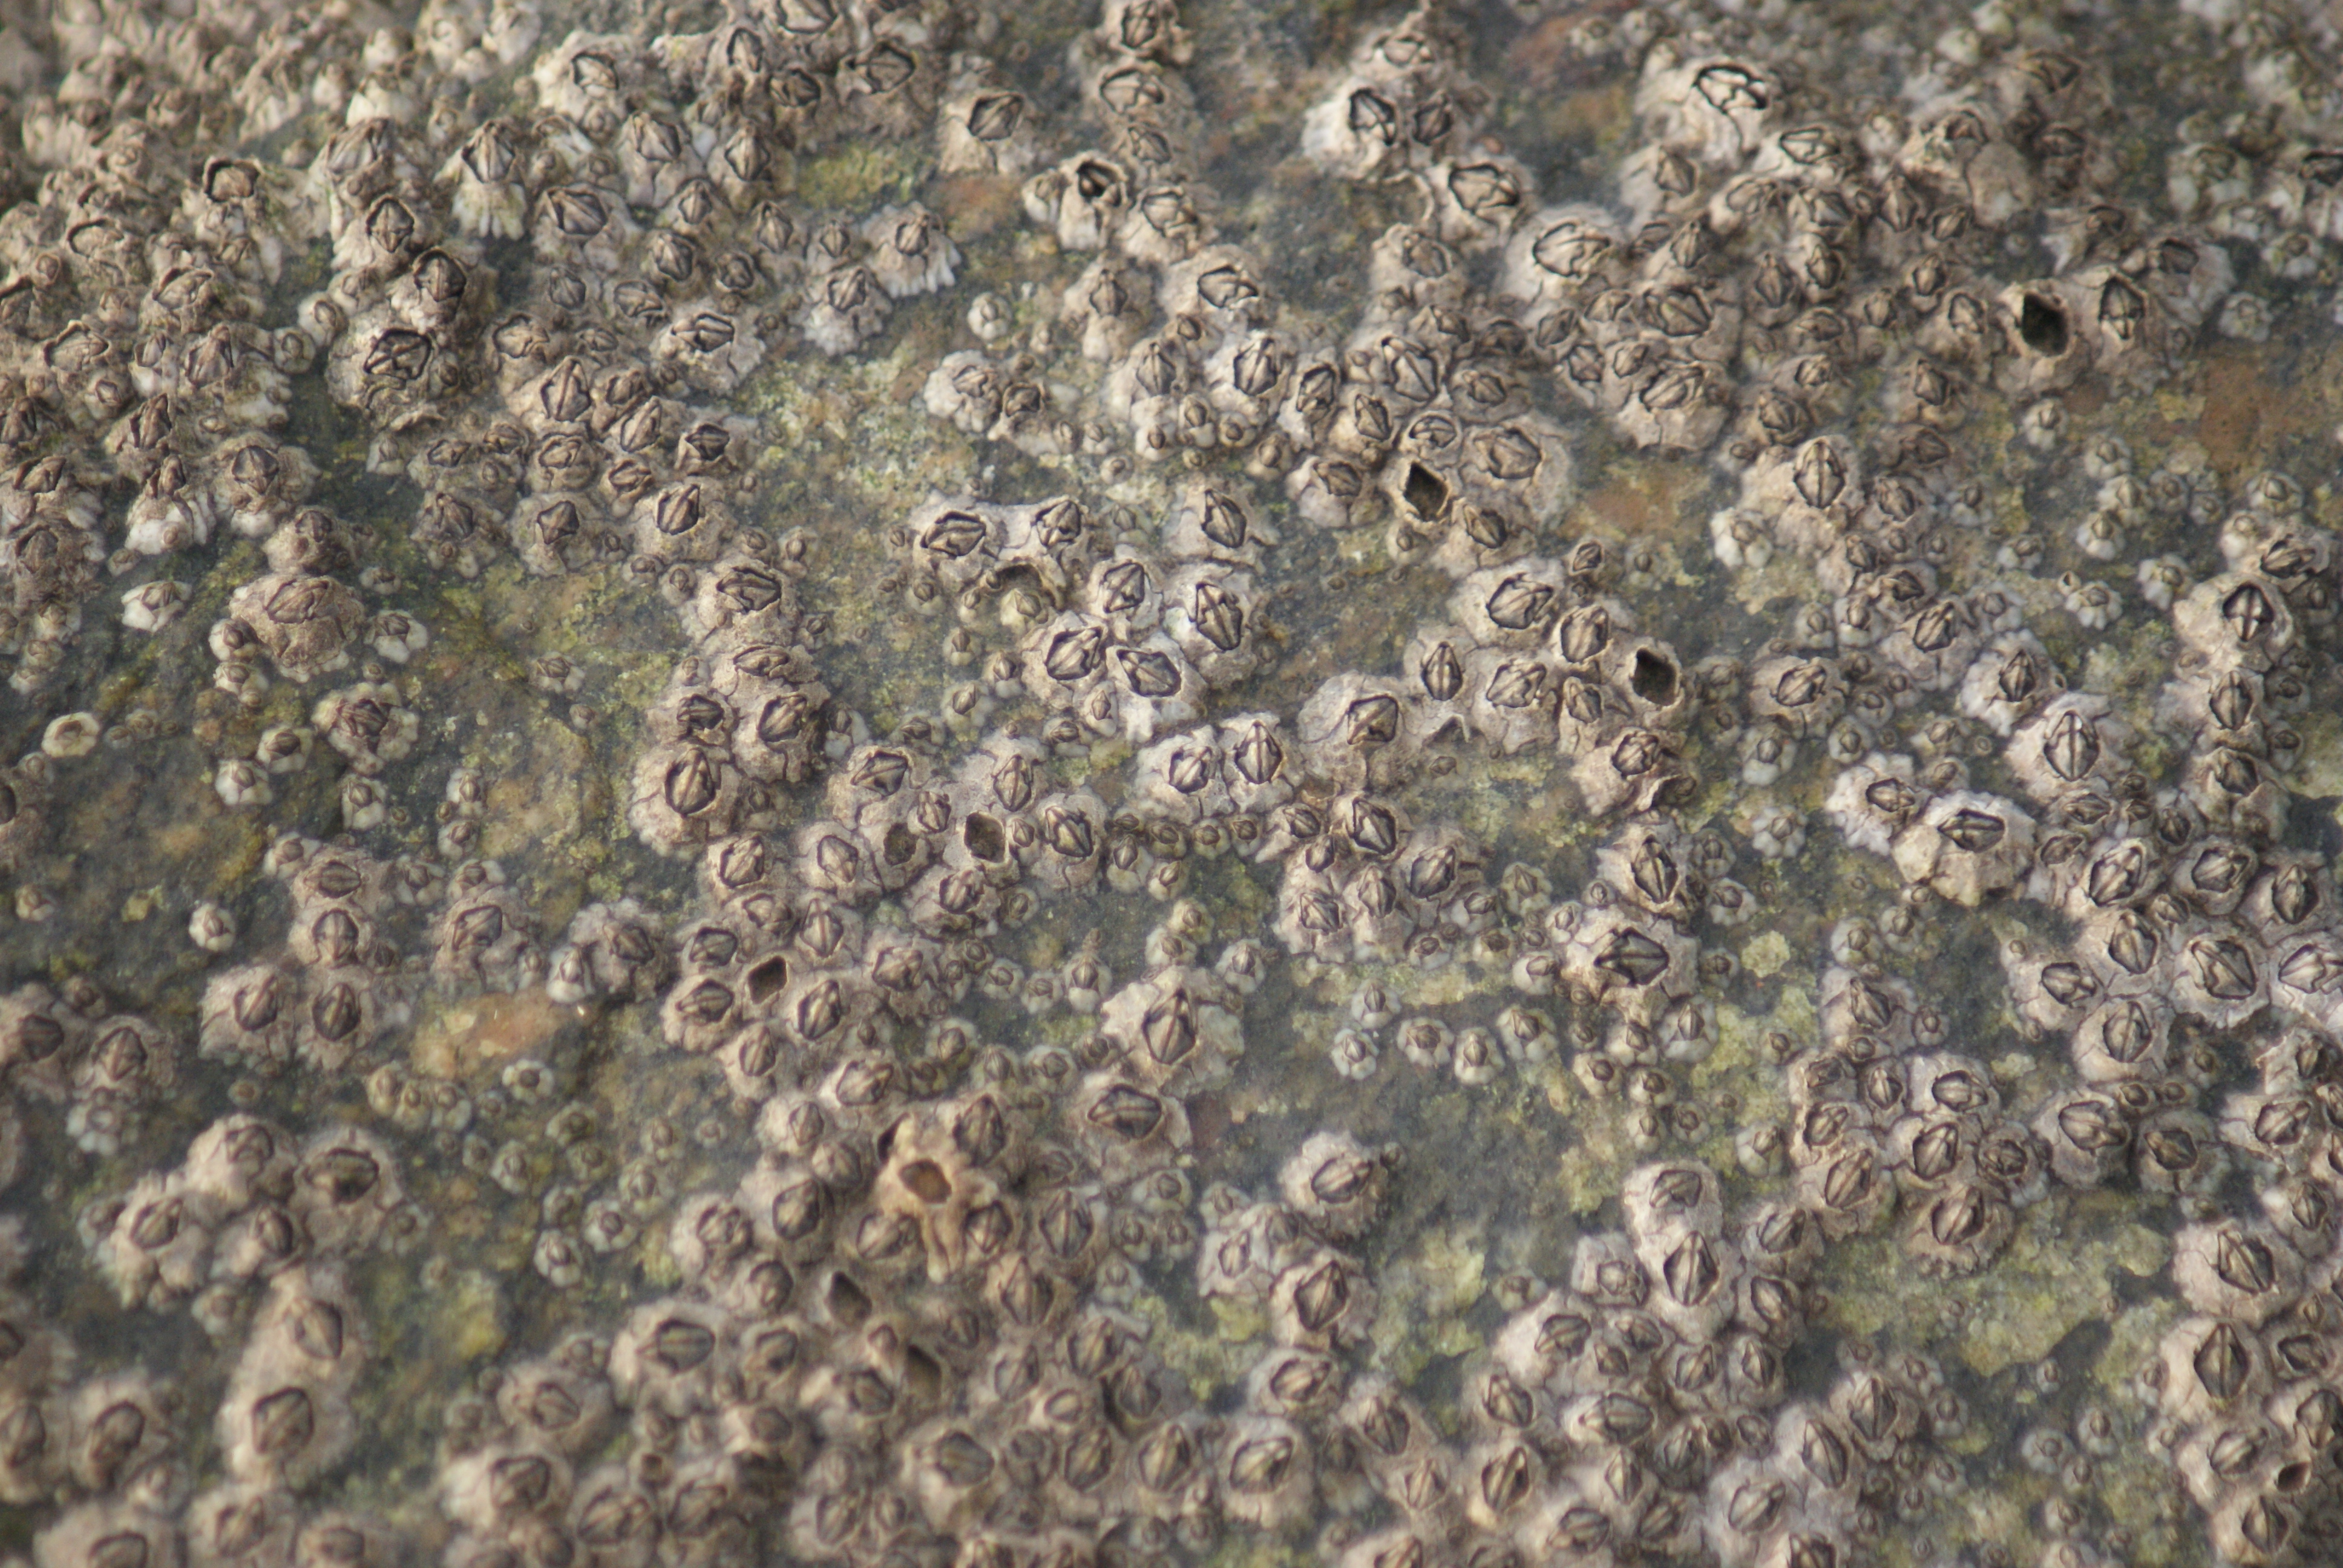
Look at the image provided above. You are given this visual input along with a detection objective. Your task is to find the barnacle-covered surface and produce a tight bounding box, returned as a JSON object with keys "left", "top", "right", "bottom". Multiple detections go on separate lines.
{"left": 0, "top": 0, "right": 2341, "bottom": 1565}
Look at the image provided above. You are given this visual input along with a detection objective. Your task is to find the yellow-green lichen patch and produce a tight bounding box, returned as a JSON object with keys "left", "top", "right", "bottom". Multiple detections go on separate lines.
{"left": 1197, "top": 1537, "right": 1310, "bottom": 1568}
{"left": 428, "top": 1268, "right": 506, "bottom": 1364}
{"left": 2083, "top": 1302, "right": 2200, "bottom": 1568}
{"left": 1925, "top": 1485, "right": 2042, "bottom": 1568}
{"left": 478, "top": 716, "right": 601, "bottom": 892}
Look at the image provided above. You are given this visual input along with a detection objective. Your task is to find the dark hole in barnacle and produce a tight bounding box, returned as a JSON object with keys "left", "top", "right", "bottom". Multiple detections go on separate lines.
{"left": 744, "top": 955, "right": 790, "bottom": 1005}
{"left": 2017, "top": 293, "right": 2068, "bottom": 356}
{"left": 1630, "top": 649, "right": 1678, "bottom": 707}
{"left": 963, "top": 812, "right": 1006, "bottom": 863}
{"left": 825, "top": 1271, "right": 871, "bottom": 1325}
{"left": 900, "top": 1159, "right": 951, "bottom": 1204}
{"left": 1401, "top": 462, "right": 1447, "bottom": 521}
{"left": 903, "top": 1344, "right": 945, "bottom": 1405}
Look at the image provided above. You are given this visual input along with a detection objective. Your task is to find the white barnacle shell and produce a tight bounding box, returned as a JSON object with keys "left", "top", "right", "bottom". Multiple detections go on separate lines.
{"left": 1890, "top": 789, "right": 2036, "bottom": 906}
{"left": 862, "top": 203, "right": 960, "bottom": 299}
{"left": 1635, "top": 48, "right": 1781, "bottom": 169}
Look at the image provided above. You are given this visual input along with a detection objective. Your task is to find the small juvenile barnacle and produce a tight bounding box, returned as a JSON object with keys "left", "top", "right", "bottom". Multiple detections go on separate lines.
{"left": 91, "top": 1169, "right": 207, "bottom": 1308}
{"left": 2120, "top": 1106, "right": 2217, "bottom": 1203}
{"left": 2244, "top": 854, "right": 2332, "bottom": 942}
{"left": 653, "top": 302, "right": 767, "bottom": 393}
{"left": 1791, "top": 1132, "right": 1896, "bottom": 1242}
{"left": 441, "top": 1443, "right": 577, "bottom": 1547}
{"left": 183, "top": 1479, "right": 306, "bottom": 1568}
{"left": 228, "top": 572, "right": 366, "bottom": 684}
{"left": 310, "top": 682, "right": 419, "bottom": 777}
{"left": 217, "top": 1359, "right": 353, "bottom": 1489}
{"left": 1953, "top": 631, "right": 2062, "bottom": 737}
{"left": 1161, "top": 246, "right": 1269, "bottom": 336}
{"left": 920, "top": 353, "right": 1007, "bottom": 439}
{"left": 1022, "top": 151, "right": 1135, "bottom": 253}
{"left": 2175, "top": 570, "right": 2295, "bottom": 671}
{"left": 2066, "top": 993, "right": 2171, "bottom": 1084}
{"left": 1156, "top": 478, "right": 1261, "bottom": 565}
{"left": 1546, "top": 593, "right": 1640, "bottom": 679}
{"left": 801, "top": 264, "right": 893, "bottom": 358}
{"left": 1131, "top": 720, "right": 1227, "bottom": 821}
{"left": 2170, "top": 928, "right": 2267, "bottom": 1030}
{"left": 239, "top": 1267, "right": 367, "bottom": 1399}
{"left": 1100, "top": 634, "right": 1202, "bottom": 743}
{"left": 2005, "top": 693, "right": 2126, "bottom": 800}
{"left": 430, "top": 873, "right": 542, "bottom": 996}
{"left": 937, "top": 54, "right": 1038, "bottom": 174}
{"left": 1897, "top": 1180, "right": 2014, "bottom": 1279}
{"left": 628, "top": 741, "right": 750, "bottom": 858}
{"left": 1275, "top": 1131, "right": 1391, "bottom": 1244}
{"left": 1213, "top": 1413, "right": 1311, "bottom": 1530}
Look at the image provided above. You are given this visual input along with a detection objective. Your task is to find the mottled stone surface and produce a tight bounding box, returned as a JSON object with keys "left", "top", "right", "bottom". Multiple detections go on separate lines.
{"left": 0, "top": 0, "right": 2337, "bottom": 1566}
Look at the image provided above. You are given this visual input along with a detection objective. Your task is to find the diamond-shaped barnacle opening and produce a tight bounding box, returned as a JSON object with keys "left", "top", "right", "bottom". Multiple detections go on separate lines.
{"left": 1133, "top": 728, "right": 1230, "bottom": 822}
{"left": 1452, "top": 556, "right": 1568, "bottom": 647}
{"left": 902, "top": 500, "right": 1003, "bottom": 590}
{"left": 1294, "top": 671, "right": 1420, "bottom": 788}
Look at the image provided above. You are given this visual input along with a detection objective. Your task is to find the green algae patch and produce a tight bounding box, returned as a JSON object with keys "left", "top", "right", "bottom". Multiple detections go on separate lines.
{"left": 1555, "top": 1119, "right": 1639, "bottom": 1215}
{"left": 2300, "top": 706, "right": 2343, "bottom": 799}
{"left": 1138, "top": 1292, "right": 1268, "bottom": 1402}
{"left": 1823, "top": 1195, "right": 2169, "bottom": 1377}
{"left": 1722, "top": 970, "right": 1817, "bottom": 1059}
{"left": 430, "top": 1269, "right": 507, "bottom": 1364}
{"left": 480, "top": 711, "right": 598, "bottom": 874}
{"left": 1741, "top": 928, "right": 1792, "bottom": 979}
{"left": 795, "top": 142, "right": 928, "bottom": 209}
{"left": 1198, "top": 1538, "right": 1309, "bottom": 1568}
{"left": 1921, "top": 1487, "right": 2042, "bottom": 1568}
{"left": 2085, "top": 1305, "right": 2199, "bottom": 1568}
{"left": 1368, "top": 1221, "right": 1489, "bottom": 1385}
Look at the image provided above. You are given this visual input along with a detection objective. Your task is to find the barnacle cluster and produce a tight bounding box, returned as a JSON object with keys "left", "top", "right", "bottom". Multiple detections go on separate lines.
{"left": 5, "top": 0, "right": 2343, "bottom": 1564}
